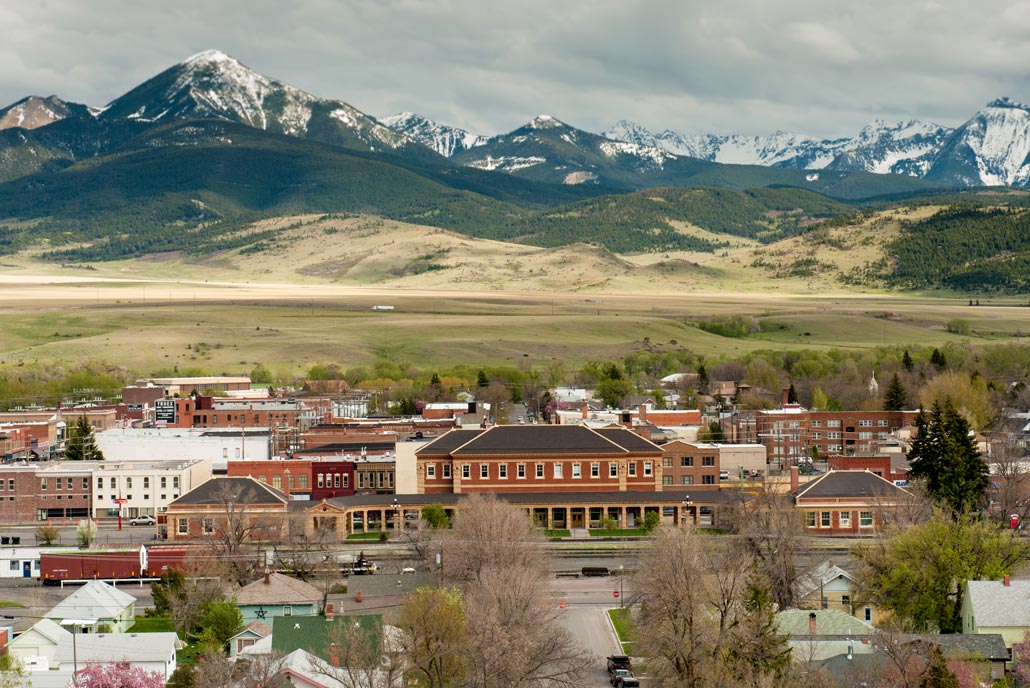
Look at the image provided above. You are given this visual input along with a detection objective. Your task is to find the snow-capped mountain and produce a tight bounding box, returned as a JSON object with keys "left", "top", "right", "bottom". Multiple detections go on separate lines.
{"left": 604, "top": 119, "right": 952, "bottom": 176}
{"left": 925, "top": 98, "right": 1030, "bottom": 186}
{"left": 0, "top": 95, "right": 92, "bottom": 131}
{"left": 101, "top": 50, "right": 427, "bottom": 157}
{"left": 381, "top": 112, "right": 486, "bottom": 157}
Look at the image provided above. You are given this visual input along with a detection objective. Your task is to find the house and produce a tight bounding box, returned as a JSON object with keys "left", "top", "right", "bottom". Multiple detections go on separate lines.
{"left": 236, "top": 572, "right": 323, "bottom": 623}
{"left": 794, "top": 470, "right": 912, "bottom": 535}
{"left": 775, "top": 609, "right": 876, "bottom": 662}
{"left": 961, "top": 576, "right": 1030, "bottom": 648}
{"left": 228, "top": 620, "right": 271, "bottom": 659}
{"left": 0, "top": 547, "right": 42, "bottom": 579}
{"left": 164, "top": 476, "right": 288, "bottom": 542}
{"left": 44, "top": 580, "right": 136, "bottom": 633}
{"left": 794, "top": 560, "right": 884, "bottom": 625}
{"left": 7, "top": 618, "right": 71, "bottom": 670}
{"left": 52, "top": 632, "right": 182, "bottom": 680}
{"left": 271, "top": 614, "right": 382, "bottom": 662}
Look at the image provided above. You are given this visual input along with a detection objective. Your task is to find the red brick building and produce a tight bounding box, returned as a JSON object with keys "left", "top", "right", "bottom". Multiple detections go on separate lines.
{"left": 415, "top": 425, "right": 664, "bottom": 494}
{"left": 165, "top": 476, "right": 287, "bottom": 542}
{"left": 794, "top": 470, "right": 911, "bottom": 535}
{"left": 227, "top": 460, "right": 314, "bottom": 496}
{"left": 827, "top": 454, "right": 908, "bottom": 484}
{"left": 660, "top": 441, "right": 721, "bottom": 489}
{"left": 0, "top": 463, "right": 94, "bottom": 525}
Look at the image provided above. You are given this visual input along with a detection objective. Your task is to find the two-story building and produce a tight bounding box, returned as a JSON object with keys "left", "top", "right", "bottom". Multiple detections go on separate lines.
{"left": 89, "top": 459, "right": 212, "bottom": 520}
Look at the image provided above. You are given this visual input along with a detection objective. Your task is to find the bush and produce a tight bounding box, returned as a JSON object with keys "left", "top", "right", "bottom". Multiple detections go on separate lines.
{"left": 697, "top": 315, "right": 759, "bottom": 338}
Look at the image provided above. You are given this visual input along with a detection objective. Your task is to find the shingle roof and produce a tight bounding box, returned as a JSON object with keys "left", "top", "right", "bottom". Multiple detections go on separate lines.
{"left": 450, "top": 425, "right": 632, "bottom": 455}
{"left": 169, "top": 476, "right": 287, "bottom": 507}
{"left": 54, "top": 632, "right": 181, "bottom": 664}
{"left": 232, "top": 620, "right": 272, "bottom": 640}
{"left": 272, "top": 614, "right": 381, "bottom": 661}
{"left": 929, "top": 633, "right": 1008, "bottom": 660}
{"left": 11, "top": 619, "right": 70, "bottom": 646}
{"left": 775, "top": 609, "right": 874, "bottom": 637}
{"left": 44, "top": 580, "right": 135, "bottom": 621}
{"left": 795, "top": 470, "right": 907, "bottom": 499}
{"left": 594, "top": 428, "right": 662, "bottom": 452}
{"left": 236, "top": 573, "right": 323, "bottom": 606}
{"left": 794, "top": 561, "right": 857, "bottom": 599}
{"left": 965, "top": 579, "right": 1030, "bottom": 627}
{"left": 416, "top": 429, "right": 484, "bottom": 456}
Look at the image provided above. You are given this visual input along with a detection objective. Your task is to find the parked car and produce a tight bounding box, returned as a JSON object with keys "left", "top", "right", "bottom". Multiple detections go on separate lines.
{"left": 129, "top": 515, "right": 155, "bottom": 526}
{"left": 610, "top": 668, "right": 633, "bottom": 686}
{"left": 617, "top": 677, "right": 640, "bottom": 688}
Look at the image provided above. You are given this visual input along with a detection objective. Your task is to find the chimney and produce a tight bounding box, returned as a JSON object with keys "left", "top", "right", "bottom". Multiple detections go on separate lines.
{"left": 581, "top": 402, "right": 588, "bottom": 419}
{"left": 828, "top": 560, "right": 834, "bottom": 570}
{"left": 325, "top": 603, "right": 335, "bottom": 621}
{"left": 782, "top": 387, "right": 790, "bottom": 407}
{"left": 790, "top": 466, "right": 799, "bottom": 493}
{"left": 808, "top": 612, "right": 817, "bottom": 636}
{"left": 1004, "top": 575, "right": 1011, "bottom": 587}
{"left": 264, "top": 572, "right": 270, "bottom": 585}
{"left": 638, "top": 404, "right": 648, "bottom": 424}
{"left": 329, "top": 642, "right": 339, "bottom": 668}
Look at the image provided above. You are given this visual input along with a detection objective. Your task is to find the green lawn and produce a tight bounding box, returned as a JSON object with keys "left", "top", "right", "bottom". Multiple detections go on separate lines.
{"left": 346, "top": 532, "right": 388, "bottom": 541}
{"left": 608, "top": 608, "right": 635, "bottom": 654}
{"left": 0, "top": 600, "right": 25, "bottom": 608}
{"left": 131, "top": 616, "right": 174, "bottom": 632}
{"left": 543, "top": 529, "right": 571, "bottom": 538}
{"left": 589, "top": 528, "right": 650, "bottom": 537}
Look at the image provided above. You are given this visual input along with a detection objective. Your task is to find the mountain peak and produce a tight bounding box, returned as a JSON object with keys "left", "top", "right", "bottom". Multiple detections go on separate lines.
{"left": 182, "top": 49, "right": 238, "bottom": 67}
{"left": 529, "top": 114, "right": 564, "bottom": 129}
{"left": 986, "top": 97, "right": 1030, "bottom": 111}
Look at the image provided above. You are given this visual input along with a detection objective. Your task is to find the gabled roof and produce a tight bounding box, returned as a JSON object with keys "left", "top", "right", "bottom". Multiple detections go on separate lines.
{"left": 794, "top": 561, "right": 857, "bottom": 599}
{"left": 448, "top": 425, "right": 639, "bottom": 456}
{"left": 594, "top": 428, "right": 662, "bottom": 452}
{"left": 416, "top": 429, "right": 484, "bottom": 456}
{"left": 928, "top": 632, "right": 1008, "bottom": 661}
{"left": 965, "top": 579, "right": 1030, "bottom": 627}
{"left": 795, "top": 470, "right": 907, "bottom": 500}
{"left": 169, "top": 476, "right": 287, "bottom": 507}
{"left": 236, "top": 573, "right": 322, "bottom": 606}
{"left": 44, "top": 580, "right": 135, "bottom": 621}
{"left": 54, "top": 632, "right": 182, "bottom": 664}
{"left": 775, "top": 609, "right": 874, "bottom": 637}
{"left": 231, "top": 620, "right": 272, "bottom": 640}
{"left": 10, "top": 618, "right": 70, "bottom": 646}
{"left": 272, "top": 614, "right": 381, "bottom": 661}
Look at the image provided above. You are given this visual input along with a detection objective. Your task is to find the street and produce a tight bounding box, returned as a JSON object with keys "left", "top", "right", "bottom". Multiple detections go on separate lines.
{"left": 551, "top": 576, "right": 628, "bottom": 687}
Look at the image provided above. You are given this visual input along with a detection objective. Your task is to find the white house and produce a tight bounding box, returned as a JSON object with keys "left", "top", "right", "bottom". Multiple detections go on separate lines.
{"left": 8, "top": 618, "right": 71, "bottom": 669}
{"left": 52, "top": 632, "right": 182, "bottom": 680}
{"left": 0, "top": 547, "right": 42, "bottom": 579}
{"left": 44, "top": 580, "right": 136, "bottom": 633}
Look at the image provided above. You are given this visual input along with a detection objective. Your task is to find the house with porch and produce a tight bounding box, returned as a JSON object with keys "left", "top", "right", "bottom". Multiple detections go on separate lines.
{"left": 43, "top": 580, "right": 136, "bottom": 633}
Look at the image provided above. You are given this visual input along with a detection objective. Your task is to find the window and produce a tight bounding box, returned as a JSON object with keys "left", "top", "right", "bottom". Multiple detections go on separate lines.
{"left": 9, "top": 561, "right": 18, "bottom": 571}
{"left": 517, "top": 464, "right": 526, "bottom": 479}
{"left": 317, "top": 474, "right": 325, "bottom": 488}
{"left": 859, "top": 419, "right": 873, "bottom": 427}
{"left": 841, "top": 595, "right": 851, "bottom": 608}
{"left": 572, "top": 463, "right": 581, "bottom": 479}
{"left": 591, "top": 463, "right": 599, "bottom": 478}
{"left": 536, "top": 463, "right": 544, "bottom": 478}
{"left": 820, "top": 596, "right": 828, "bottom": 609}
{"left": 82, "top": 478, "right": 88, "bottom": 490}
{"left": 858, "top": 432, "right": 873, "bottom": 440}
{"left": 212, "top": 415, "right": 218, "bottom": 424}
{"left": 662, "top": 476, "right": 673, "bottom": 485}
{"left": 283, "top": 606, "right": 293, "bottom": 616}
{"left": 839, "top": 511, "right": 851, "bottom": 527}
{"left": 160, "top": 495, "right": 165, "bottom": 500}
{"left": 178, "top": 518, "right": 189, "bottom": 535}
{"left": 143, "top": 494, "right": 149, "bottom": 500}
{"left": 173, "top": 477, "right": 179, "bottom": 488}
{"left": 6, "top": 479, "right": 12, "bottom": 491}
{"left": 288, "top": 474, "right": 295, "bottom": 489}
{"left": 864, "top": 608, "right": 872, "bottom": 622}
{"left": 643, "top": 462, "right": 653, "bottom": 477}
{"left": 272, "top": 475, "right": 281, "bottom": 489}
{"left": 820, "top": 511, "right": 831, "bottom": 528}
{"left": 203, "top": 518, "right": 213, "bottom": 534}
{"left": 878, "top": 419, "right": 888, "bottom": 427}
{"left": 828, "top": 420, "right": 841, "bottom": 428}
{"left": 161, "top": 477, "right": 167, "bottom": 488}
{"left": 299, "top": 475, "right": 308, "bottom": 489}
{"left": 805, "top": 512, "right": 816, "bottom": 528}
{"left": 427, "top": 464, "right": 436, "bottom": 479}
{"left": 628, "top": 462, "right": 636, "bottom": 477}
{"left": 97, "top": 478, "right": 103, "bottom": 489}
{"left": 462, "top": 465, "right": 470, "bottom": 480}
{"left": 443, "top": 464, "right": 451, "bottom": 479}
{"left": 812, "top": 432, "right": 822, "bottom": 440}
{"left": 553, "top": 463, "right": 563, "bottom": 479}
{"left": 702, "top": 456, "right": 715, "bottom": 467}
{"left": 40, "top": 478, "right": 46, "bottom": 491}
{"left": 662, "top": 456, "right": 673, "bottom": 467}
{"left": 126, "top": 478, "right": 132, "bottom": 489}
{"left": 258, "top": 475, "right": 266, "bottom": 484}
{"left": 126, "top": 494, "right": 132, "bottom": 500}
{"left": 342, "top": 475, "right": 349, "bottom": 488}
{"left": 480, "top": 464, "right": 489, "bottom": 479}
{"left": 828, "top": 432, "right": 842, "bottom": 440}
{"left": 811, "top": 420, "right": 822, "bottom": 428}
{"left": 0, "top": 481, "right": 4, "bottom": 492}
{"left": 701, "top": 475, "right": 715, "bottom": 485}
{"left": 222, "top": 448, "right": 228, "bottom": 459}
{"left": 681, "top": 476, "right": 694, "bottom": 485}
{"left": 143, "top": 477, "right": 150, "bottom": 488}
{"left": 66, "top": 477, "right": 73, "bottom": 489}
{"left": 499, "top": 465, "right": 508, "bottom": 479}
{"left": 859, "top": 511, "right": 874, "bottom": 527}
{"left": 681, "top": 457, "right": 694, "bottom": 467}
{"left": 609, "top": 463, "right": 618, "bottom": 478}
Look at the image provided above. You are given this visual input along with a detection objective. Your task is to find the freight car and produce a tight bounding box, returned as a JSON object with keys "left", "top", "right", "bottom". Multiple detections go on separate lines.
{"left": 39, "top": 545, "right": 203, "bottom": 584}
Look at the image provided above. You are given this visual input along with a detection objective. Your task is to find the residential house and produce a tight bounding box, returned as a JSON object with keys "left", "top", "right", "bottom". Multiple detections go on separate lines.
{"left": 52, "top": 632, "right": 182, "bottom": 680}
{"left": 794, "top": 560, "right": 884, "bottom": 625}
{"left": 794, "top": 470, "right": 912, "bottom": 535}
{"left": 236, "top": 572, "right": 323, "bottom": 624}
{"left": 961, "top": 576, "right": 1030, "bottom": 648}
{"left": 44, "top": 580, "right": 136, "bottom": 633}
{"left": 228, "top": 620, "right": 271, "bottom": 659}
{"left": 775, "top": 609, "right": 876, "bottom": 662}
{"left": 8, "top": 618, "right": 71, "bottom": 670}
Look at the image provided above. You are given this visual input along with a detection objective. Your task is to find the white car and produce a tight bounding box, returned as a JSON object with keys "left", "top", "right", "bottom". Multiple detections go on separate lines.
{"left": 129, "top": 515, "right": 155, "bottom": 526}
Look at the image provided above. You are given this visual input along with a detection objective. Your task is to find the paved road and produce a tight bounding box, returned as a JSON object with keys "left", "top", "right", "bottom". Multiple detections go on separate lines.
{"left": 552, "top": 576, "right": 627, "bottom": 687}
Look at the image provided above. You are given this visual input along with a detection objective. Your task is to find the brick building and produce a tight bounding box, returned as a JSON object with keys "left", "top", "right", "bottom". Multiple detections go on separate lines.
{"left": 165, "top": 476, "right": 288, "bottom": 542}
{"left": 415, "top": 425, "right": 664, "bottom": 495}
{"left": 794, "top": 470, "right": 911, "bottom": 535}
{"left": 660, "top": 441, "right": 721, "bottom": 489}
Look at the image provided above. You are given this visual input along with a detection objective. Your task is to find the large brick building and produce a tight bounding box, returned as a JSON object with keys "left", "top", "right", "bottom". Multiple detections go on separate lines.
{"left": 415, "top": 425, "right": 664, "bottom": 494}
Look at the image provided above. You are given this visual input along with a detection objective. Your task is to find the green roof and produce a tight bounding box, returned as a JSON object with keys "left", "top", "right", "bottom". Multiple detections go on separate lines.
{"left": 271, "top": 614, "right": 382, "bottom": 661}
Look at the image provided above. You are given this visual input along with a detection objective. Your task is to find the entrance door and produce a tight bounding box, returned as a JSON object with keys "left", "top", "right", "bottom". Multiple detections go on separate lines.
{"left": 570, "top": 508, "right": 585, "bottom": 528}
{"left": 22, "top": 561, "right": 31, "bottom": 578}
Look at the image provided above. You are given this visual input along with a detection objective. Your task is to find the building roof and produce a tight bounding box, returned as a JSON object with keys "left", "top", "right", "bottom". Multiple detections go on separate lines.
{"left": 594, "top": 428, "right": 662, "bottom": 452}
{"left": 231, "top": 620, "right": 272, "bottom": 640}
{"left": 965, "top": 579, "right": 1030, "bottom": 627}
{"left": 794, "top": 561, "right": 857, "bottom": 599}
{"left": 53, "top": 632, "right": 182, "bottom": 664}
{"left": 10, "top": 618, "right": 71, "bottom": 647}
{"left": 440, "top": 424, "right": 657, "bottom": 456}
{"left": 168, "top": 476, "right": 287, "bottom": 507}
{"left": 416, "top": 429, "right": 484, "bottom": 456}
{"left": 44, "top": 580, "right": 135, "bottom": 621}
{"left": 271, "top": 614, "right": 381, "bottom": 661}
{"left": 928, "top": 632, "right": 1008, "bottom": 660}
{"left": 775, "top": 609, "right": 874, "bottom": 637}
{"left": 236, "top": 573, "right": 323, "bottom": 607}
{"left": 795, "top": 470, "right": 907, "bottom": 500}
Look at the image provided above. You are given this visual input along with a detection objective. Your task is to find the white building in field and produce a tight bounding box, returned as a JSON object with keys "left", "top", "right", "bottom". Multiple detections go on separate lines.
{"left": 95, "top": 427, "right": 270, "bottom": 471}
{"left": 88, "top": 459, "right": 211, "bottom": 519}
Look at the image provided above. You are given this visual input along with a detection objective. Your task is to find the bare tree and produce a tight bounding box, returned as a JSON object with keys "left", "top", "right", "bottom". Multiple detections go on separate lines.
{"left": 443, "top": 494, "right": 548, "bottom": 586}
{"left": 732, "top": 493, "right": 805, "bottom": 610}
{"left": 987, "top": 432, "right": 1030, "bottom": 525}
{"left": 209, "top": 481, "right": 283, "bottom": 585}
{"left": 191, "top": 648, "right": 286, "bottom": 688}
{"left": 307, "top": 617, "right": 405, "bottom": 688}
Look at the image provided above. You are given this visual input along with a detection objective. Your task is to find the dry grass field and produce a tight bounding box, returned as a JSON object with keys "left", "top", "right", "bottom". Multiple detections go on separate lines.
{"left": 1, "top": 211, "right": 1028, "bottom": 374}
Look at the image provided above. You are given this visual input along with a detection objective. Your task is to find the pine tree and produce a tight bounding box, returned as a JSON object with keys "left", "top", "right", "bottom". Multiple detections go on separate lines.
{"left": 920, "top": 645, "right": 959, "bottom": 688}
{"left": 477, "top": 370, "right": 489, "bottom": 388}
{"left": 883, "top": 373, "right": 908, "bottom": 411}
{"left": 787, "top": 383, "right": 798, "bottom": 404}
{"left": 64, "top": 414, "right": 105, "bottom": 461}
{"left": 696, "top": 363, "right": 710, "bottom": 394}
{"left": 902, "top": 349, "right": 914, "bottom": 372}
{"left": 907, "top": 401, "right": 987, "bottom": 514}
{"left": 930, "top": 347, "right": 947, "bottom": 370}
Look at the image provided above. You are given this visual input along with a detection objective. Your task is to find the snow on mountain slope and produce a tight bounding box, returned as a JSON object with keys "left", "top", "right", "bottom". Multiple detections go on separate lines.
{"left": 0, "top": 95, "right": 91, "bottom": 131}
{"left": 926, "top": 98, "right": 1030, "bottom": 186}
{"left": 381, "top": 112, "right": 486, "bottom": 157}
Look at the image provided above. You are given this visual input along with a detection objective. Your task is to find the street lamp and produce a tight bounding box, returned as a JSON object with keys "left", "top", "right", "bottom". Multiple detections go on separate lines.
{"left": 391, "top": 498, "right": 399, "bottom": 532}
{"left": 683, "top": 495, "right": 693, "bottom": 528}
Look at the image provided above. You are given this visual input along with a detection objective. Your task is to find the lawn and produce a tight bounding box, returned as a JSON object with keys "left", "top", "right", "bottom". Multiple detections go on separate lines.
{"left": 608, "top": 608, "right": 635, "bottom": 654}
{"left": 0, "top": 600, "right": 25, "bottom": 608}
{"left": 131, "top": 616, "right": 174, "bottom": 632}
{"left": 346, "top": 532, "right": 388, "bottom": 541}
{"left": 589, "top": 528, "right": 650, "bottom": 537}
{"left": 543, "top": 529, "right": 571, "bottom": 538}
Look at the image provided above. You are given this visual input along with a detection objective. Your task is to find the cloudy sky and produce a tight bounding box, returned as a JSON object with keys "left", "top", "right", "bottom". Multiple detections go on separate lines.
{"left": 3, "top": 0, "right": 1029, "bottom": 138}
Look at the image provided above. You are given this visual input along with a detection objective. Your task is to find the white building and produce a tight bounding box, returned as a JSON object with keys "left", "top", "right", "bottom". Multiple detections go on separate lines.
{"left": 52, "top": 632, "right": 182, "bottom": 680}
{"left": 0, "top": 546, "right": 42, "bottom": 579}
{"left": 8, "top": 618, "right": 70, "bottom": 669}
{"left": 88, "top": 459, "right": 211, "bottom": 519}
{"left": 96, "top": 427, "right": 269, "bottom": 471}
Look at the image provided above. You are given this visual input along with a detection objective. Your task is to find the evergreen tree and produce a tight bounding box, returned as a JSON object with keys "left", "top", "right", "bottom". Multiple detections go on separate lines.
{"left": 920, "top": 645, "right": 959, "bottom": 688}
{"left": 477, "top": 370, "right": 489, "bottom": 388}
{"left": 907, "top": 401, "right": 987, "bottom": 514}
{"left": 787, "top": 383, "right": 798, "bottom": 404}
{"left": 930, "top": 347, "right": 947, "bottom": 370}
{"left": 64, "top": 414, "right": 105, "bottom": 461}
{"left": 883, "top": 373, "right": 908, "bottom": 411}
{"left": 696, "top": 363, "right": 710, "bottom": 394}
{"left": 902, "top": 349, "right": 914, "bottom": 372}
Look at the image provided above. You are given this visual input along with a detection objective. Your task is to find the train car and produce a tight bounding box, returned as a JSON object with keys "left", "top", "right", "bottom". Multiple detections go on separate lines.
{"left": 39, "top": 545, "right": 202, "bottom": 584}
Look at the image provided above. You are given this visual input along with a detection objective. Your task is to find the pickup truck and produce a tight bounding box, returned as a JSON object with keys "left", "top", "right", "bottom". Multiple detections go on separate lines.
{"left": 606, "top": 655, "right": 631, "bottom": 674}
